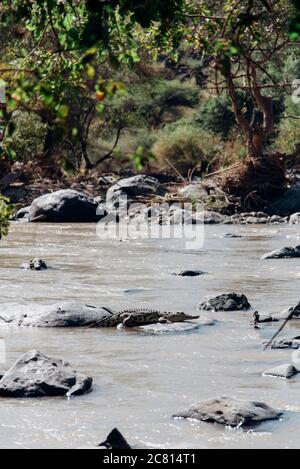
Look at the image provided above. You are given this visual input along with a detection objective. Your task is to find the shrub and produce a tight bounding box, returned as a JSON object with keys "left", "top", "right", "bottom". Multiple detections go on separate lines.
{"left": 151, "top": 124, "right": 222, "bottom": 175}
{"left": 274, "top": 97, "right": 300, "bottom": 154}
{"left": 194, "top": 92, "right": 256, "bottom": 140}
{"left": 10, "top": 112, "right": 47, "bottom": 162}
{"left": 105, "top": 78, "right": 199, "bottom": 131}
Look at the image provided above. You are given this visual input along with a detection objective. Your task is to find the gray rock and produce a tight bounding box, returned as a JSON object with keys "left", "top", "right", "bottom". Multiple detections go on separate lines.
{"left": 261, "top": 246, "right": 300, "bottom": 260}
{"left": 16, "top": 206, "right": 30, "bottom": 220}
{"left": 263, "top": 363, "right": 298, "bottom": 379}
{"left": 289, "top": 212, "right": 300, "bottom": 224}
{"left": 28, "top": 189, "right": 102, "bottom": 223}
{"left": 178, "top": 182, "right": 214, "bottom": 200}
{"left": 271, "top": 302, "right": 300, "bottom": 321}
{"left": 192, "top": 210, "right": 224, "bottom": 224}
{"left": 106, "top": 175, "right": 167, "bottom": 208}
{"left": 246, "top": 216, "right": 268, "bottom": 224}
{"left": 269, "top": 215, "right": 285, "bottom": 224}
{"left": 173, "top": 396, "right": 282, "bottom": 427}
{"left": 267, "top": 184, "right": 300, "bottom": 216}
{"left": 0, "top": 350, "right": 92, "bottom": 397}
{"left": 198, "top": 293, "right": 251, "bottom": 311}
{"left": 0, "top": 302, "right": 114, "bottom": 327}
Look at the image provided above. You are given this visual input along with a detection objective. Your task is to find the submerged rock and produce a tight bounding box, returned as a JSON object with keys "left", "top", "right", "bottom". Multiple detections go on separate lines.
{"left": 0, "top": 302, "right": 114, "bottom": 328}
{"left": 174, "top": 270, "right": 206, "bottom": 277}
{"left": 0, "top": 350, "right": 92, "bottom": 397}
{"left": 261, "top": 246, "right": 300, "bottom": 260}
{"left": 173, "top": 396, "right": 282, "bottom": 427}
{"left": 198, "top": 293, "right": 251, "bottom": 311}
{"left": 263, "top": 363, "right": 298, "bottom": 379}
{"left": 223, "top": 233, "right": 242, "bottom": 238}
{"left": 20, "top": 258, "right": 47, "bottom": 271}
{"left": 28, "top": 189, "right": 102, "bottom": 223}
{"left": 261, "top": 337, "right": 300, "bottom": 349}
{"left": 98, "top": 428, "right": 131, "bottom": 449}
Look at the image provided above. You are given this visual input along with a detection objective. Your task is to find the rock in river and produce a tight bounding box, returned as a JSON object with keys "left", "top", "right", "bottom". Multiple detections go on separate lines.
{"left": 263, "top": 363, "right": 298, "bottom": 379}
{"left": 174, "top": 270, "right": 206, "bottom": 277}
{"left": 198, "top": 293, "right": 251, "bottom": 311}
{"left": 0, "top": 350, "right": 92, "bottom": 397}
{"left": 173, "top": 396, "right": 282, "bottom": 427}
{"left": 28, "top": 189, "right": 102, "bottom": 223}
{"left": 20, "top": 258, "right": 47, "bottom": 271}
{"left": 261, "top": 337, "right": 300, "bottom": 349}
{"left": 98, "top": 428, "right": 131, "bottom": 449}
{"left": 261, "top": 246, "right": 300, "bottom": 260}
{"left": 0, "top": 302, "right": 114, "bottom": 327}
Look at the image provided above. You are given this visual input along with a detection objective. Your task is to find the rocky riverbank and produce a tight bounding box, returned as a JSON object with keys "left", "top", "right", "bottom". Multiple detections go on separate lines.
{"left": 4, "top": 172, "right": 300, "bottom": 226}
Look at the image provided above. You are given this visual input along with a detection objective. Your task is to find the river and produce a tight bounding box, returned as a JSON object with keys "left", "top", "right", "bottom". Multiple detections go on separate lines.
{"left": 0, "top": 221, "right": 300, "bottom": 448}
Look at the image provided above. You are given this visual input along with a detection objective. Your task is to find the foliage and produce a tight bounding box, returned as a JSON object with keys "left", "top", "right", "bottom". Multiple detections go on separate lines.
{"left": 0, "top": 195, "right": 14, "bottom": 239}
{"left": 152, "top": 124, "right": 221, "bottom": 175}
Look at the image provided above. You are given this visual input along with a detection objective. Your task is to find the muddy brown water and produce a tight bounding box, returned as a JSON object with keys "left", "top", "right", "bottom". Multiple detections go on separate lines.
{"left": 1, "top": 221, "right": 300, "bottom": 448}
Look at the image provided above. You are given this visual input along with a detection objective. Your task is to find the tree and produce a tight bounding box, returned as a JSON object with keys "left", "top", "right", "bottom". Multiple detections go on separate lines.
{"left": 1, "top": 0, "right": 300, "bottom": 206}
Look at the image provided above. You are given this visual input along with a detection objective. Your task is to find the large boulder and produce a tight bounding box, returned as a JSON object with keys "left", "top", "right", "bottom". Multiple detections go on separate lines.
{"left": 261, "top": 246, "right": 300, "bottom": 260}
{"left": 0, "top": 350, "right": 92, "bottom": 397}
{"left": 266, "top": 183, "right": 300, "bottom": 216}
{"left": 198, "top": 293, "right": 251, "bottom": 311}
{"left": 28, "top": 189, "right": 102, "bottom": 222}
{"left": 106, "top": 175, "right": 167, "bottom": 208}
{"left": 173, "top": 396, "right": 282, "bottom": 427}
{"left": 267, "top": 183, "right": 300, "bottom": 216}
{"left": 0, "top": 302, "right": 114, "bottom": 327}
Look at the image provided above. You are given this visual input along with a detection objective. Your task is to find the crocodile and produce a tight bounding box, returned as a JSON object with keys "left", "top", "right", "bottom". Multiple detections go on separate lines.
{"left": 89, "top": 309, "right": 200, "bottom": 328}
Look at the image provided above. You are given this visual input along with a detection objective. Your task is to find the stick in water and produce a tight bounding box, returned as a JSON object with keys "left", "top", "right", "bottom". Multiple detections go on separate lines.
{"left": 264, "top": 308, "right": 295, "bottom": 350}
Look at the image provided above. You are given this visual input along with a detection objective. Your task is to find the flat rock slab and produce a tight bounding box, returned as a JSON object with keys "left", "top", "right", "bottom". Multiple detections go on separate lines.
{"left": 139, "top": 319, "right": 215, "bottom": 334}
{"left": 198, "top": 293, "right": 251, "bottom": 311}
{"left": 261, "top": 246, "right": 300, "bottom": 260}
{"left": 28, "top": 189, "right": 102, "bottom": 223}
{"left": 263, "top": 363, "right": 298, "bottom": 379}
{"left": 0, "top": 302, "right": 113, "bottom": 327}
{"left": 0, "top": 350, "right": 92, "bottom": 397}
{"left": 173, "top": 396, "right": 282, "bottom": 428}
